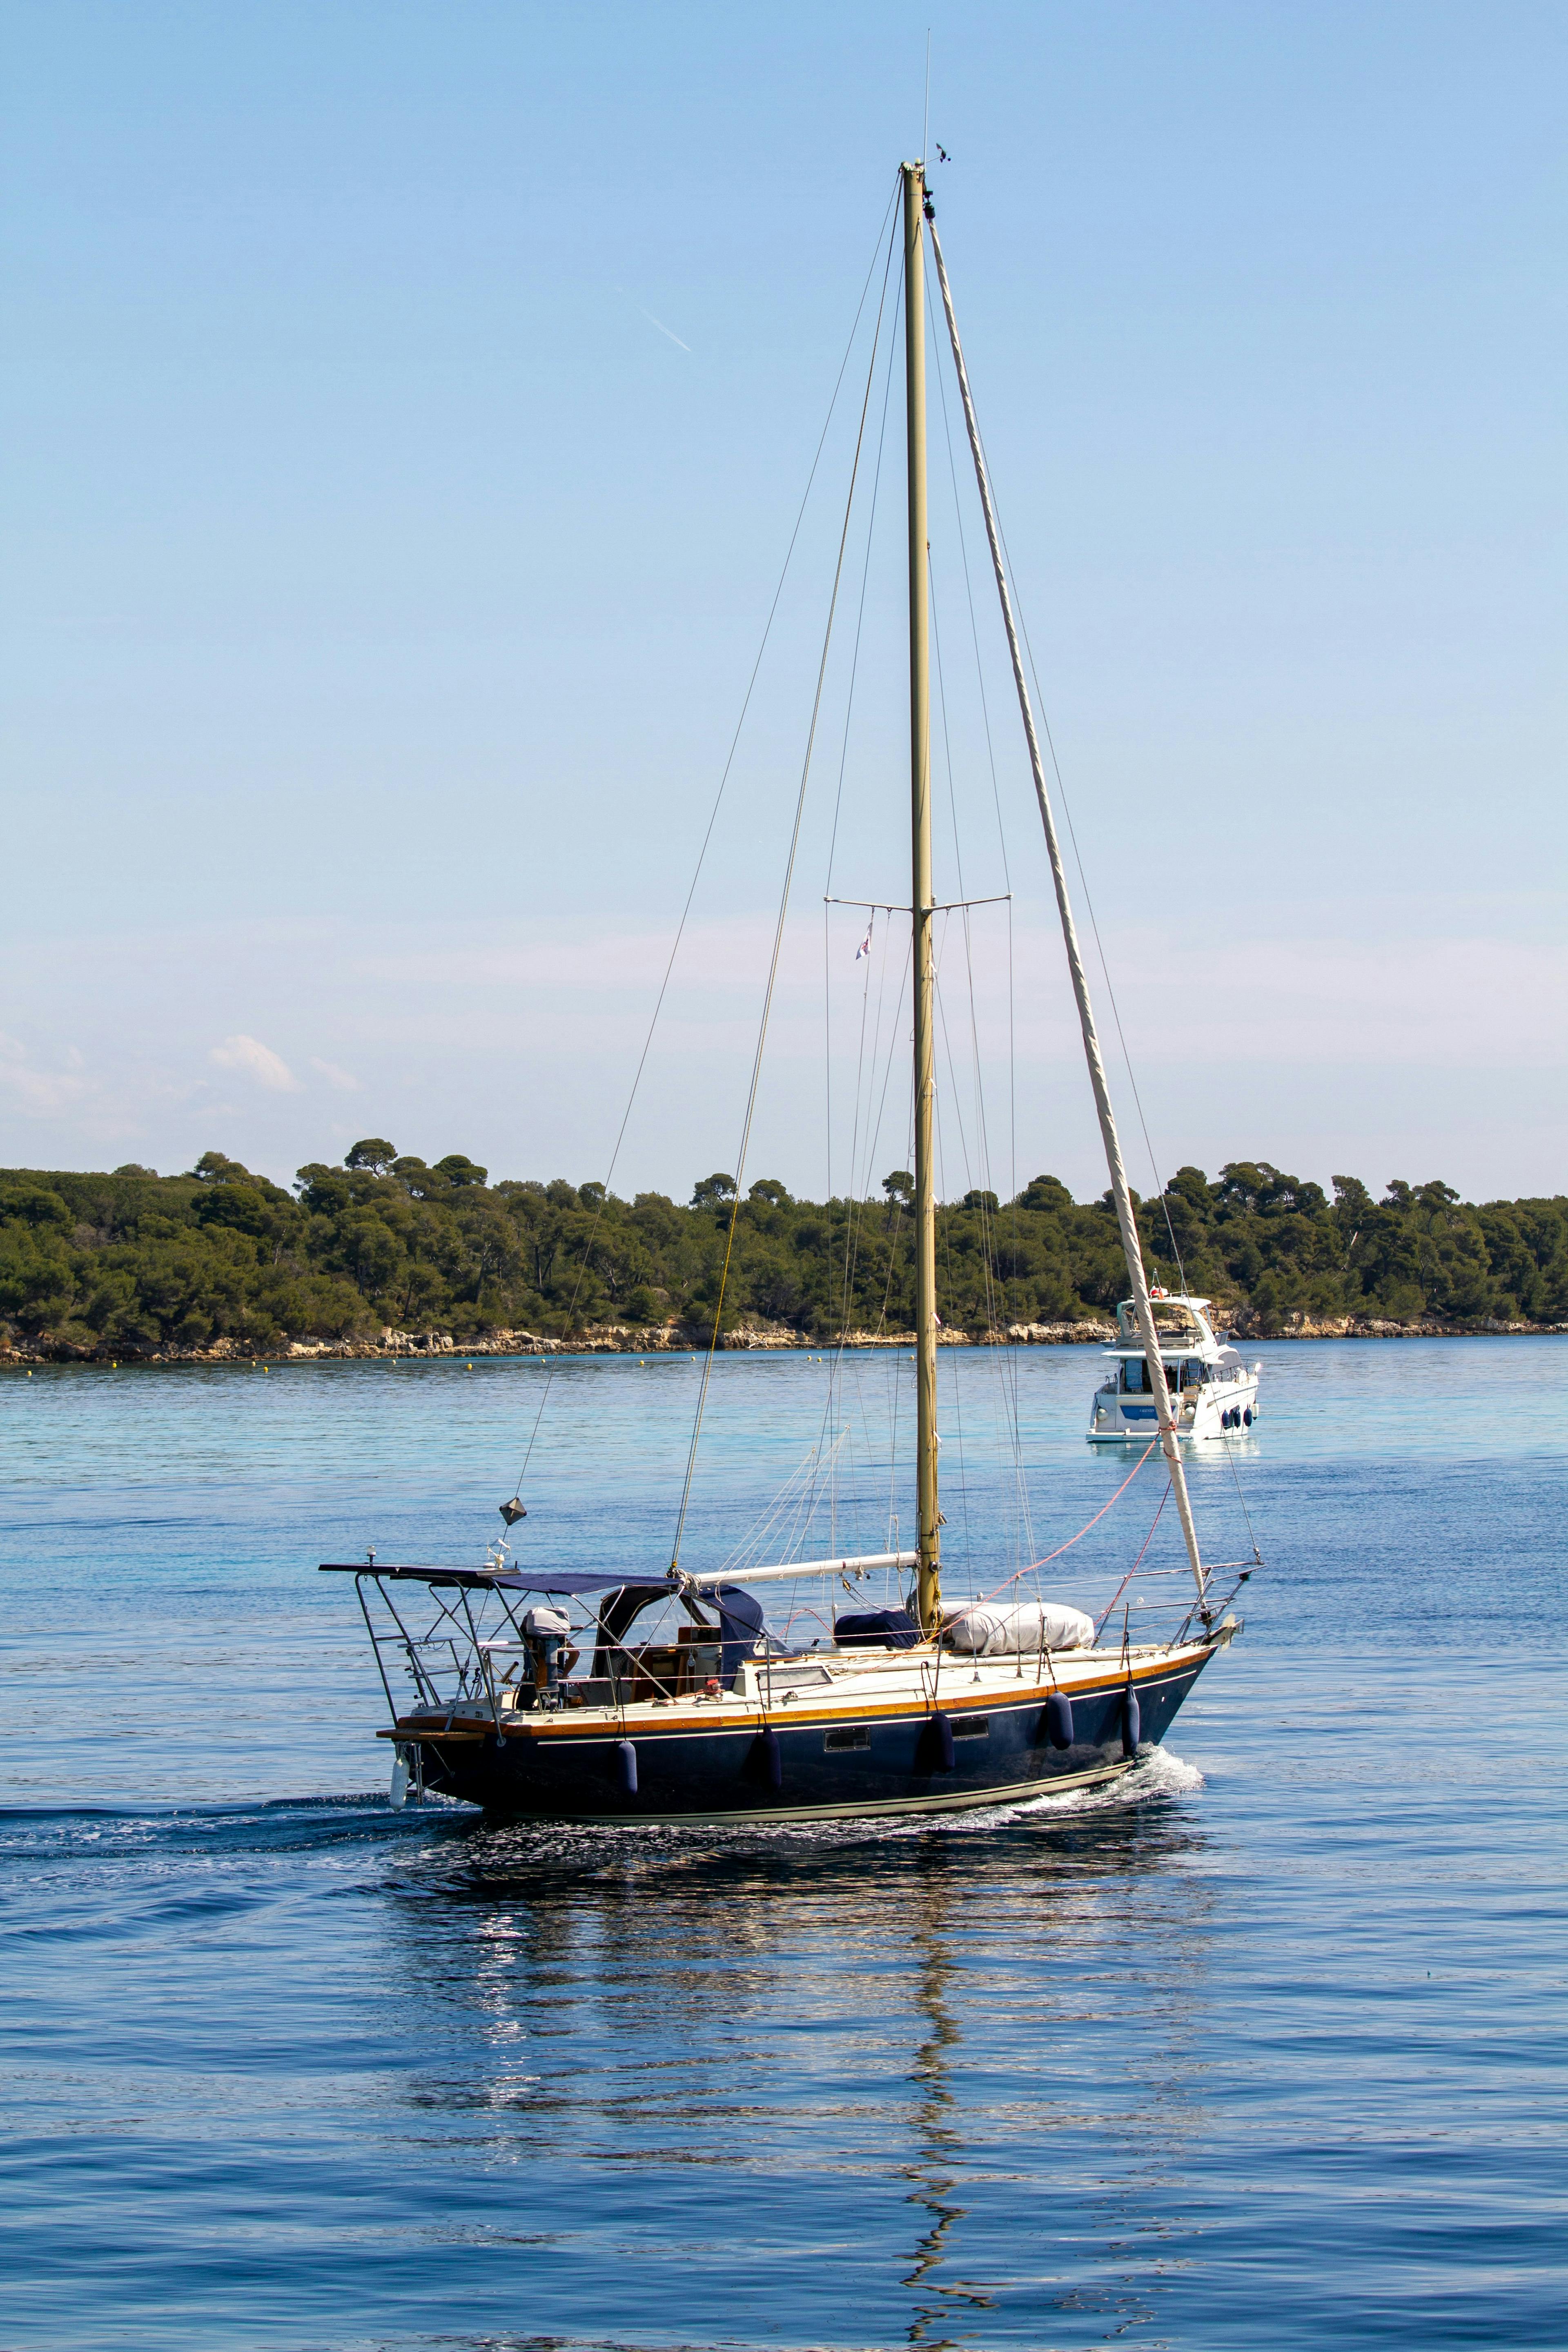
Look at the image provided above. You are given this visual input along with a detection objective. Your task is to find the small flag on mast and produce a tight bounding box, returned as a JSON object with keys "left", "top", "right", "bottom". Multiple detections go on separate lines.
{"left": 855, "top": 923, "right": 872, "bottom": 961}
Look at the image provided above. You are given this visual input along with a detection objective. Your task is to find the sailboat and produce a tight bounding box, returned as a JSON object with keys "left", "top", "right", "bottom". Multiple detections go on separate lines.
{"left": 321, "top": 163, "right": 1251, "bottom": 1822}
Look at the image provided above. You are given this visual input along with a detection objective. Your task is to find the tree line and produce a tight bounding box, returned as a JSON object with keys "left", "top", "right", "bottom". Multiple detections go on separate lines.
{"left": 1, "top": 1137, "right": 1564, "bottom": 1357}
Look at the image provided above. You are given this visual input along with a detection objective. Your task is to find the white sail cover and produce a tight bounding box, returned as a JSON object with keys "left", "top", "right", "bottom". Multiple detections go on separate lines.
{"left": 944, "top": 1599, "right": 1095, "bottom": 1655}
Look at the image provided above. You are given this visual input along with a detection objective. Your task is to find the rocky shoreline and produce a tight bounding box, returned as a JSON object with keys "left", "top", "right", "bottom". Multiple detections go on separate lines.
{"left": 4, "top": 1312, "right": 1565, "bottom": 1367}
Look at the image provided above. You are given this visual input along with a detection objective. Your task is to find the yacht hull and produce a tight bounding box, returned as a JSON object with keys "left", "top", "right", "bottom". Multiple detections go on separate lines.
{"left": 389, "top": 1648, "right": 1212, "bottom": 1822}
{"left": 1089, "top": 1372, "right": 1260, "bottom": 1442}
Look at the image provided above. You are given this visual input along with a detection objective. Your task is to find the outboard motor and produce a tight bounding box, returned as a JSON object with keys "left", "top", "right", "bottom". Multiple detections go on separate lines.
{"left": 523, "top": 1604, "right": 573, "bottom": 1708}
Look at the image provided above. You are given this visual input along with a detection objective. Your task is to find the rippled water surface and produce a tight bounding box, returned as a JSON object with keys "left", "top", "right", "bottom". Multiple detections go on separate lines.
{"left": 2, "top": 1340, "right": 1565, "bottom": 2349}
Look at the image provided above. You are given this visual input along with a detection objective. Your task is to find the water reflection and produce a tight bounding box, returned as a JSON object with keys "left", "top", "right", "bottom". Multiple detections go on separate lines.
{"left": 377, "top": 1790, "right": 1219, "bottom": 2347}
{"left": 902, "top": 1847, "right": 993, "bottom": 2348}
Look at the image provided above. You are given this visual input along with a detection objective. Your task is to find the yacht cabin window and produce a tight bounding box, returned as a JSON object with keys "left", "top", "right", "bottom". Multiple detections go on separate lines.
{"left": 1119, "top": 1356, "right": 1209, "bottom": 1394}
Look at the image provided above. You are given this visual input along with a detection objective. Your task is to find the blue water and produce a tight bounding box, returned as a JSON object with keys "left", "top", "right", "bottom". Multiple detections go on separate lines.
{"left": 3, "top": 1341, "right": 1565, "bottom": 2349}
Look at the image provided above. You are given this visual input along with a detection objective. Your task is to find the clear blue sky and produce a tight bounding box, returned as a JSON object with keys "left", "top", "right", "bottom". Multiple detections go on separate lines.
{"left": 3, "top": 1, "right": 1563, "bottom": 1203}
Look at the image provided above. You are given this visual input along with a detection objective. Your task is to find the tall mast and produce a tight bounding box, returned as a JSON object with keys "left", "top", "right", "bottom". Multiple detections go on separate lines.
{"left": 904, "top": 160, "right": 942, "bottom": 1636}
{"left": 925, "top": 213, "right": 1206, "bottom": 1606}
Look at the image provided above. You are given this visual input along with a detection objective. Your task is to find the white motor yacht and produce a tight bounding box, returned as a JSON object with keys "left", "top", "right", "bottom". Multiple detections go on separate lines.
{"left": 1088, "top": 1292, "right": 1262, "bottom": 1443}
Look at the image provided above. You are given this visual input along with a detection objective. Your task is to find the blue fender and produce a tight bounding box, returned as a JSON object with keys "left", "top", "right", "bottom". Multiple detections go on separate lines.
{"left": 617, "top": 1739, "right": 638, "bottom": 1796}
{"left": 927, "top": 1712, "right": 955, "bottom": 1771}
{"left": 1120, "top": 1688, "right": 1141, "bottom": 1757}
{"left": 1044, "top": 1691, "right": 1074, "bottom": 1751}
{"left": 753, "top": 1728, "right": 782, "bottom": 1789}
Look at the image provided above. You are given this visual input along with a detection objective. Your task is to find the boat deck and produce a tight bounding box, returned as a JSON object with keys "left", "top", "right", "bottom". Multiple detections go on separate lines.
{"left": 380, "top": 1633, "right": 1221, "bottom": 1745}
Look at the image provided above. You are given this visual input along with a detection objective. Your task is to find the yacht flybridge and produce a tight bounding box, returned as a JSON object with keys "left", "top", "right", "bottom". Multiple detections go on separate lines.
{"left": 321, "top": 163, "right": 1257, "bottom": 1822}
{"left": 1089, "top": 1293, "right": 1263, "bottom": 1444}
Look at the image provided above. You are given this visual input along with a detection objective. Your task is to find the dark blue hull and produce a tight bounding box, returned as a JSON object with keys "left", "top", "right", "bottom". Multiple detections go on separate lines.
{"left": 395, "top": 1651, "right": 1212, "bottom": 1822}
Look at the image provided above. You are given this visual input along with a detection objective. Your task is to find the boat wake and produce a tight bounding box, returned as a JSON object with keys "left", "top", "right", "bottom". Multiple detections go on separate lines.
{"left": 749, "top": 1741, "right": 1205, "bottom": 1846}
{"left": 0, "top": 1793, "right": 449, "bottom": 1868}
{"left": 0, "top": 1747, "right": 1203, "bottom": 1878}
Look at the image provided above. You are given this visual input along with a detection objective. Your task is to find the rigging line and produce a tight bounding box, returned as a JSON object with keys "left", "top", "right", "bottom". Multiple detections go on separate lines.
{"left": 938, "top": 1227, "right": 973, "bottom": 1592}
{"left": 975, "top": 1439, "right": 1158, "bottom": 1602}
{"left": 1215, "top": 1399, "right": 1265, "bottom": 1561}
{"left": 831, "top": 1356, "right": 882, "bottom": 1563}
{"left": 932, "top": 951, "right": 975, "bottom": 1198}
{"left": 880, "top": 1094, "right": 916, "bottom": 1556}
{"left": 874, "top": 1196, "right": 906, "bottom": 1337}
{"left": 826, "top": 231, "right": 904, "bottom": 894}
{"left": 1005, "top": 891, "right": 1020, "bottom": 1327}
{"left": 928, "top": 546, "right": 966, "bottom": 903}
{"left": 821, "top": 923, "right": 888, "bottom": 1477}
{"left": 937, "top": 332, "right": 1027, "bottom": 1479}
{"left": 929, "top": 920, "right": 1006, "bottom": 1369}
{"left": 953, "top": 899, "right": 1027, "bottom": 1528}
{"left": 932, "top": 293, "right": 1010, "bottom": 892}
{"left": 926, "top": 374, "right": 993, "bottom": 1370}
{"left": 1094, "top": 1485, "right": 1171, "bottom": 1637}
{"left": 834, "top": 933, "right": 911, "bottom": 1347}
{"left": 831, "top": 955, "right": 909, "bottom": 1361}
{"left": 983, "top": 479, "right": 1189, "bottom": 1289}
{"left": 931, "top": 1072, "right": 975, "bottom": 1586}
{"left": 932, "top": 949, "right": 1002, "bottom": 1363}
{"left": 927, "top": 226, "right": 1206, "bottom": 1603}
{"left": 512, "top": 180, "right": 901, "bottom": 1498}
{"left": 858, "top": 942, "right": 913, "bottom": 1207}
{"left": 929, "top": 532, "right": 1017, "bottom": 1509}
{"left": 823, "top": 218, "right": 902, "bottom": 1383}
{"left": 714, "top": 1435, "right": 848, "bottom": 1577}
{"left": 838, "top": 910, "right": 880, "bottom": 1332}
{"left": 990, "top": 898, "right": 1030, "bottom": 1544}
{"left": 932, "top": 559, "right": 1012, "bottom": 1384}
{"left": 931, "top": 231, "right": 1183, "bottom": 1274}
{"left": 939, "top": 527, "right": 1017, "bottom": 1461}
{"left": 669, "top": 250, "right": 891, "bottom": 1575}
{"left": 845, "top": 953, "right": 912, "bottom": 1331}
{"left": 833, "top": 918, "right": 884, "bottom": 1344}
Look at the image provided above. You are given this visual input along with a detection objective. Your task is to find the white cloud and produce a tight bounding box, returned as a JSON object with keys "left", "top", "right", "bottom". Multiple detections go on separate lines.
{"left": 209, "top": 1034, "right": 301, "bottom": 1092}
{"left": 1070, "top": 927, "right": 1568, "bottom": 1068}
{"left": 0, "top": 1031, "right": 91, "bottom": 1115}
{"left": 1, "top": 904, "right": 1563, "bottom": 1200}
